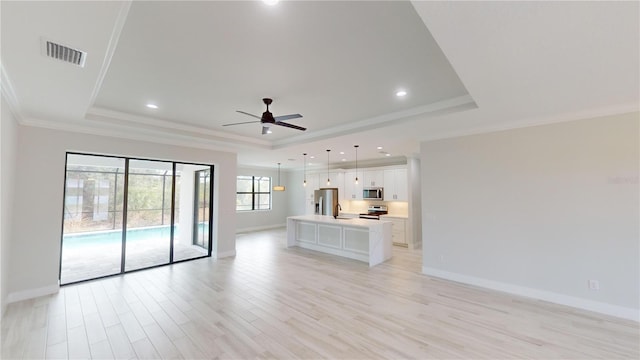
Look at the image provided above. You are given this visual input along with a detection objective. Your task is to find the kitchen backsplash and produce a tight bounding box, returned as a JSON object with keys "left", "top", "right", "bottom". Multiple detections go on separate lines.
{"left": 342, "top": 200, "right": 408, "bottom": 216}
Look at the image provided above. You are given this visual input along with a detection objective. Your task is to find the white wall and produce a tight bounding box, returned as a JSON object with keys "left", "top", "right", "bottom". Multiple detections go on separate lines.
{"left": 421, "top": 112, "right": 639, "bottom": 320}
{"left": 236, "top": 166, "right": 290, "bottom": 232}
{"left": 286, "top": 169, "right": 307, "bottom": 217}
{"left": 407, "top": 156, "right": 422, "bottom": 249}
{"left": 1, "top": 97, "right": 19, "bottom": 315}
{"left": 8, "top": 126, "right": 237, "bottom": 302}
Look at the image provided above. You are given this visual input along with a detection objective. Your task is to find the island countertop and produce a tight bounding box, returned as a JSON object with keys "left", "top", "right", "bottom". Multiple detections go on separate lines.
{"left": 287, "top": 214, "right": 390, "bottom": 228}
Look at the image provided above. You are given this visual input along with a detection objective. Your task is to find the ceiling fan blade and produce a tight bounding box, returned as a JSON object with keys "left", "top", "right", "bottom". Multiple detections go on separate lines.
{"left": 222, "top": 120, "right": 261, "bottom": 126}
{"left": 273, "top": 113, "right": 302, "bottom": 121}
{"left": 275, "top": 121, "right": 306, "bottom": 131}
{"left": 236, "top": 110, "right": 262, "bottom": 120}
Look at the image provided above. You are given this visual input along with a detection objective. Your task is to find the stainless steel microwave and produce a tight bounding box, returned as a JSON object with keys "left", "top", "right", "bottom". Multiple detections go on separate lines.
{"left": 363, "top": 187, "right": 383, "bottom": 200}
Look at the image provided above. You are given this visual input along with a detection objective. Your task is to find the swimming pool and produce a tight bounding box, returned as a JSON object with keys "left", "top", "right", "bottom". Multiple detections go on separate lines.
{"left": 63, "top": 224, "right": 206, "bottom": 248}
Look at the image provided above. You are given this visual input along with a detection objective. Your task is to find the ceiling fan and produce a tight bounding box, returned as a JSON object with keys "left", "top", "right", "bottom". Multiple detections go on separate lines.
{"left": 223, "top": 98, "right": 306, "bottom": 134}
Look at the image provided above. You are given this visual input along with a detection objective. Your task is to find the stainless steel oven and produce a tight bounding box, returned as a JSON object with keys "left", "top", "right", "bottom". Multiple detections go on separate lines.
{"left": 359, "top": 205, "right": 388, "bottom": 220}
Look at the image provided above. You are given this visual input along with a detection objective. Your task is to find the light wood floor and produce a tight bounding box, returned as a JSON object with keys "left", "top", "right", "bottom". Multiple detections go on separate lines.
{"left": 2, "top": 227, "right": 638, "bottom": 359}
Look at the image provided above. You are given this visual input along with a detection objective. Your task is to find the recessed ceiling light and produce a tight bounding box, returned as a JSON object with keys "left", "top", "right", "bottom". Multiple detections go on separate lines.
{"left": 310, "top": 156, "right": 315, "bottom": 159}
{"left": 146, "top": 103, "right": 158, "bottom": 109}
{"left": 339, "top": 151, "right": 344, "bottom": 155}
{"left": 266, "top": 129, "right": 272, "bottom": 134}
{"left": 385, "top": 153, "right": 391, "bottom": 157}
{"left": 263, "top": 0, "right": 279, "bottom": 5}
{"left": 396, "top": 90, "right": 407, "bottom": 97}
{"left": 377, "top": 146, "right": 383, "bottom": 150}
{"left": 341, "top": 159, "right": 346, "bottom": 162}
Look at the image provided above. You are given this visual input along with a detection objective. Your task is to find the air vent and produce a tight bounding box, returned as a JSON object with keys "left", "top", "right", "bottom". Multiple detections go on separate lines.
{"left": 41, "top": 39, "right": 87, "bottom": 67}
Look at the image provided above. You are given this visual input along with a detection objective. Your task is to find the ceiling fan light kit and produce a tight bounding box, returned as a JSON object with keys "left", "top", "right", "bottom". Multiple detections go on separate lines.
{"left": 223, "top": 98, "right": 306, "bottom": 135}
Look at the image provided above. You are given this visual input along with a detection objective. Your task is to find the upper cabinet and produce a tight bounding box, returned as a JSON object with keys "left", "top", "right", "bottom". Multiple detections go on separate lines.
{"left": 363, "top": 170, "right": 384, "bottom": 187}
{"left": 383, "top": 168, "right": 408, "bottom": 201}
{"left": 307, "top": 166, "right": 408, "bottom": 203}
{"left": 343, "top": 170, "right": 363, "bottom": 200}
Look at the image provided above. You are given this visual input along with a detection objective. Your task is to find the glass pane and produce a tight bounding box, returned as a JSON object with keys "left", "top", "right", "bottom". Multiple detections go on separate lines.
{"left": 174, "top": 164, "right": 210, "bottom": 261}
{"left": 236, "top": 193, "right": 252, "bottom": 211}
{"left": 60, "top": 154, "right": 125, "bottom": 284}
{"left": 255, "top": 194, "right": 271, "bottom": 210}
{"left": 237, "top": 176, "right": 253, "bottom": 192}
{"left": 125, "top": 160, "right": 172, "bottom": 271}
{"left": 254, "top": 176, "right": 271, "bottom": 193}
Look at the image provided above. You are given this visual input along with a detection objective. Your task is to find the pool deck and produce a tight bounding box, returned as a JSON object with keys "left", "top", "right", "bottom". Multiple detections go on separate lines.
{"left": 61, "top": 239, "right": 208, "bottom": 284}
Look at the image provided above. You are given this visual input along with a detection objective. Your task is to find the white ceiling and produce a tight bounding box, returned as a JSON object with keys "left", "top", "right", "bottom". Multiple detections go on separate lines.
{"left": 2, "top": 1, "right": 638, "bottom": 170}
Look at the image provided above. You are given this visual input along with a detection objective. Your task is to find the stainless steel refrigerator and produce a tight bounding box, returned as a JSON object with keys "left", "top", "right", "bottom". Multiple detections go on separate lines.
{"left": 314, "top": 188, "right": 339, "bottom": 217}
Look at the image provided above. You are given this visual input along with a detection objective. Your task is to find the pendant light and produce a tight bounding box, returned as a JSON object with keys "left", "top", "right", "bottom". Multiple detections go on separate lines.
{"left": 354, "top": 144, "right": 359, "bottom": 184}
{"left": 302, "top": 153, "right": 307, "bottom": 187}
{"left": 273, "top": 163, "right": 285, "bottom": 191}
{"left": 326, "top": 149, "right": 331, "bottom": 186}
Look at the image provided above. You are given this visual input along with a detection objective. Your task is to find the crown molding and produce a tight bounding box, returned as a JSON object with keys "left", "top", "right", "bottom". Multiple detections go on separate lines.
{"left": 86, "top": 106, "right": 271, "bottom": 148}
{"left": 271, "top": 94, "right": 477, "bottom": 149}
{"left": 20, "top": 114, "right": 268, "bottom": 154}
{"left": 419, "top": 102, "right": 640, "bottom": 143}
{"left": 0, "top": 64, "right": 24, "bottom": 122}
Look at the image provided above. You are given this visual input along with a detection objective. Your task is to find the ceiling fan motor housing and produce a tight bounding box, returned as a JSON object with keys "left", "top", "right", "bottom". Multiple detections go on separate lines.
{"left": 262, "top": 111, "right": 275, "bottom": 123}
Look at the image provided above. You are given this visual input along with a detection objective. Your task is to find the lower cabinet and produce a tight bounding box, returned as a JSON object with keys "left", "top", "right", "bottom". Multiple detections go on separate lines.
{"left": 381, "top": 216, "right": 407, "bottom": 246}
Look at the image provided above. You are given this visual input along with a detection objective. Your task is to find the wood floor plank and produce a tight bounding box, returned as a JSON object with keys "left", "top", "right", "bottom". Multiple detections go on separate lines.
{"left": 45, "top": 341, "right": 68, "bottom": 360}
{"left": 104, "top": 324, "right": 136, "bottom": 359}
{"left": 46, "top": 313, "right": 67, "bottom": 347}
{"left": 131, "top": 337, "right": 161, "bottom": 359}
{"left": 89, "top": 339, "right": 115, "bottom": 360}
{"left": 23, "top": 327, "right": 47, "bottom": 360}
{"left": 66, "top": 325, "right": 91, "bottom": 359}
{"left": 142, "top": 322, "right": 183, "bottom": 359}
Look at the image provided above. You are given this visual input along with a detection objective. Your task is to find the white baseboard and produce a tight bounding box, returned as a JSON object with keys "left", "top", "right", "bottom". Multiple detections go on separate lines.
{"left": 422, "top": 266, "right": 639, "bottom": 322}
{"left": 216, "top": 250, "right": 236, "bottom": 259}
{"left": 7, "top": 284, "right": 59, "bottom": 304}
{"left": 236, "top": 223, "right": 285, "bottom": 234}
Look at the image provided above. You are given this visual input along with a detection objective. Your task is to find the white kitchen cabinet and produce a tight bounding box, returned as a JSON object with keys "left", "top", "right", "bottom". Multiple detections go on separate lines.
{"left": 381, "top": 216, "right": 407, "bottom": 245}
{"left": 343, "top": 170, "right": 363, "bottom": 200}
{"left": 363, "top": 170, "right": 384, "bottom": 187}
{"left": 383, "top": 168, "right": 408, "bottom": 201}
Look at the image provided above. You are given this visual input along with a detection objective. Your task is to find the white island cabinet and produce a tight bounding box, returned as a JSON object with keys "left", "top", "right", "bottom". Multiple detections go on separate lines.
{"left": 287, "top": 215, "right": 392, "bottom": 267}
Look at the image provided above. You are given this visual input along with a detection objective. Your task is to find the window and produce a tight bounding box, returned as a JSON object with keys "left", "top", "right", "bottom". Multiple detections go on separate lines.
{"left": 236, "top": 175, "right": 271, "bottom": 211}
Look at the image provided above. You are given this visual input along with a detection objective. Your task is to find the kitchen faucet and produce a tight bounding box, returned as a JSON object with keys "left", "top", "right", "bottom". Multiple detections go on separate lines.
{"left": 334, "top": 203, "right": 342, "bottom": 219}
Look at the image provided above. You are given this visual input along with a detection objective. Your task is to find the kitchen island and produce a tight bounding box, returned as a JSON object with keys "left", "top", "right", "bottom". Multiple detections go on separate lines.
{"left": 286, "top": 215, "right": 392, "bottom": 266}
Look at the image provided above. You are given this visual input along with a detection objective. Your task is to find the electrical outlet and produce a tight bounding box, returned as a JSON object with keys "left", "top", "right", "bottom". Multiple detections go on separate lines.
{"left": 588, "top": 280, "right": 600, "bottom": 290}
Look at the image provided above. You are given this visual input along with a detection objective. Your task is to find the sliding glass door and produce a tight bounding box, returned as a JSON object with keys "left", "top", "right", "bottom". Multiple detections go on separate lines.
{"left": 124, "top": 160, "right": 173, "bottom": 271}
{"left": 60, "top": 154, "right": 125, "bottom": 284}
{"left": 60, "top": 154, "right": 214, "bottom": 285}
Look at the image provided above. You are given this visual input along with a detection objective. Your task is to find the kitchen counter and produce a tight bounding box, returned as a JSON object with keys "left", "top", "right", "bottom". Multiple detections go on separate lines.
{"left": 380, "top": 214, "right": 408, "bottom": 219}
{"left": 286, "top": 215, "right": 392, "bottom": 266}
